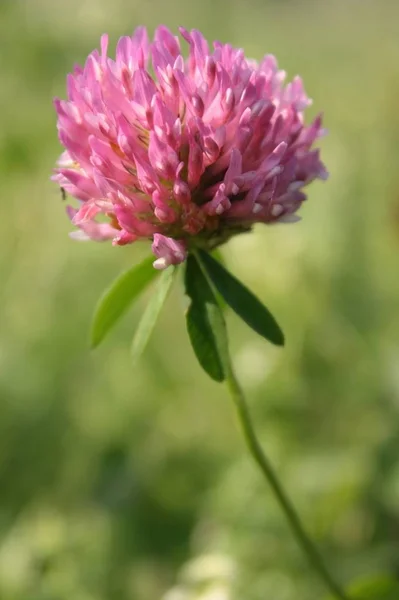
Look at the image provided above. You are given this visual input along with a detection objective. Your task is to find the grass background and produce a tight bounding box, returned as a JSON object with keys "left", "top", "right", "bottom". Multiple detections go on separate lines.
{"left": 1, "top": 0, "right": 399, "bottom": 598}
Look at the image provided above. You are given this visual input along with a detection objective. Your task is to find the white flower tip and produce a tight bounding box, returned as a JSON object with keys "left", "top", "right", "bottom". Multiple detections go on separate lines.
{"left": 153, "top": 257, "right": 169, "bottom": 270}
{"left": 319, "top": 167, "right": 330, "bottom": 181}
{"left": 69, "top": 230, "right": 91, "bottom": 241}
{"left": 271, "top": 203, "right": 284, "bottom": 217}
{"left": 277, "top": 213, "right": 302, "bottom": 224}
{"left": 288, "top": 181, "right": 303, "bottom": 193}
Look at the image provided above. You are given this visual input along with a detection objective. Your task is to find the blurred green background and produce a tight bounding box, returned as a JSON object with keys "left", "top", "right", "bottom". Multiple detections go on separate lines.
{"left": 1, "top": 0, "right": 399, "bottom": 599}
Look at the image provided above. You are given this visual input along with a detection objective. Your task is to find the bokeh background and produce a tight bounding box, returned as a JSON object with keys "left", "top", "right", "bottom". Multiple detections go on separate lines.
{"left": 1, "top": 0, "right": 399, "bottom": 598}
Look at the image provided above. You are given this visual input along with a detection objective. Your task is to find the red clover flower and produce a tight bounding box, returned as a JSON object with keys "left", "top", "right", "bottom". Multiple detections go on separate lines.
{"left": 53, "top": 26, "right": 327, "bottom": 269}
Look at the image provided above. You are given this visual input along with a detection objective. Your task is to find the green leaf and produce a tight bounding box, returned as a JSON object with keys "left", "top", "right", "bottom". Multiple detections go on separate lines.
{"left": 209, "top": 249, "right": 227, "bottom": 311}
{"left": 198, "top": 250, "right": 285, "bottom": 347}
{"left": 91, "top": 255, "right": 159, "bottom": 348}
{"left": 131, "top": 266, "right": 176, "bottom": 364}
{"left": 184, "top": 254, "right": 229, "bottom": 382}
{"left": 211, "top": 247, "right": 226, "bottom": 266}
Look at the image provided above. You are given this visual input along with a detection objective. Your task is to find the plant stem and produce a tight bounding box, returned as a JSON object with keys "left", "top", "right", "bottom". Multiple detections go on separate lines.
{"left": 225, "top": 362, "right": 349, "bottom": 600}
{"left": 192, "top": 249, "right": 348, "bottom": 599}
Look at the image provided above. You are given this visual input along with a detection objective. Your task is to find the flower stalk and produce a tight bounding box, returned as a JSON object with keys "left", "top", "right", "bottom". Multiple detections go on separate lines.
{"left": 225, "top": 357, "right": 349, "bottom": 600}
{"left": 192, "top": 249, "right": 348, "bottom": 600}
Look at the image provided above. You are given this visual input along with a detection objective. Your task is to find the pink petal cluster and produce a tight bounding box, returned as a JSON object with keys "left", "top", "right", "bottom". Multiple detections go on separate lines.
{"left": 53, "top": 26, "right": 327, "bottom": 268}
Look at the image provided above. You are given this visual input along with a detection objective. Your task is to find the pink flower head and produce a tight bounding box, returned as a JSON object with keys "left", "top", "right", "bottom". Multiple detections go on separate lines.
{"left": 53, "top": 26, "right": 327, "bottom": 268}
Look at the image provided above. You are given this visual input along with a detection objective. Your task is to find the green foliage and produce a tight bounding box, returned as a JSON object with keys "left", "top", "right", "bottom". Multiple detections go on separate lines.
{"left": 91, "top": 255, "right": 158, "bottom": 348}
{"left": 199, "top": 250, "right": 285, "bottom": 346}
{"left": 131, "top": 266, "right": 176, "bottom": 364}
{"left": 184, "top": 254, "right": 228, "bottom": 382}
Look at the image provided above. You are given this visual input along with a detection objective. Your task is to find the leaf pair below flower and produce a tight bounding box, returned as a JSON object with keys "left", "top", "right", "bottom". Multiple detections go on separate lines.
{"left": 184, "top": 251, "right": 284, "bottom": 381}
{"left": 91, "top": 256, "right": 175, "bottom": 362}
{"left": 91, "top": 249, "right": 284, "bottom": 377}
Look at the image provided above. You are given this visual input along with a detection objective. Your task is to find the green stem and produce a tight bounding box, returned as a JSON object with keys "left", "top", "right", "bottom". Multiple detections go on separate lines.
{"left": 192, "top": 248, "right": 348, "bottom": 599}
{"left": 225, "top": 362, "right": 349, "bottom": 600}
